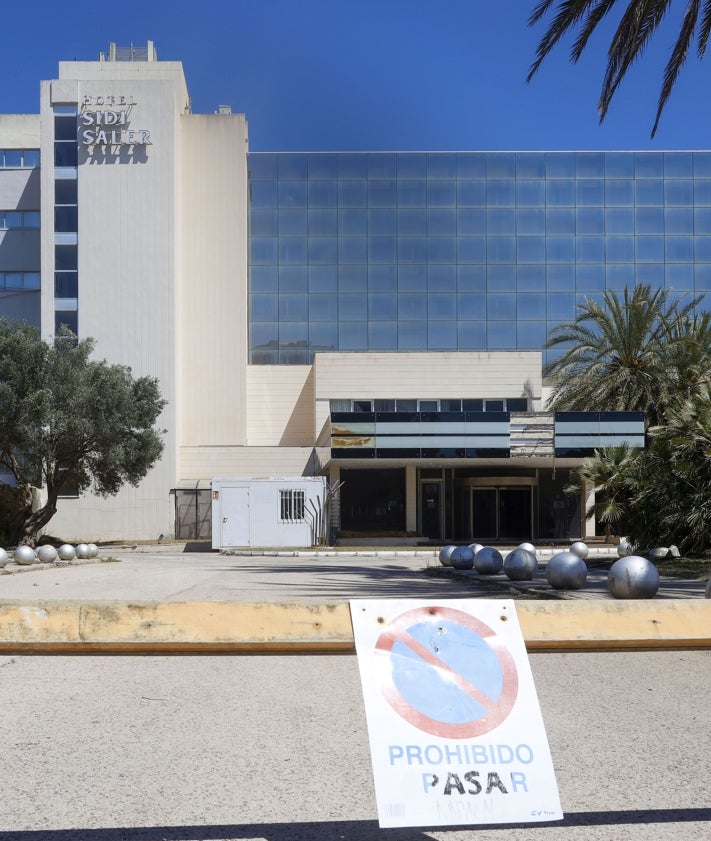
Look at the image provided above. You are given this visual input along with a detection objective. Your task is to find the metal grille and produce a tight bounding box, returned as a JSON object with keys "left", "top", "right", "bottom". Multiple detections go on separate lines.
{"left": 279, "top": 489, "right": 305, "bottom": 522}
{"left": 175, "top": 489, "right": 212, "bottom": 540}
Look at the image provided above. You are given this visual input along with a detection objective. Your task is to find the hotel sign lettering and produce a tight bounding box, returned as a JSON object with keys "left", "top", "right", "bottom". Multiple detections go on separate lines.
{"left": 79, "top": 95, "right": 151, "bottom": 147}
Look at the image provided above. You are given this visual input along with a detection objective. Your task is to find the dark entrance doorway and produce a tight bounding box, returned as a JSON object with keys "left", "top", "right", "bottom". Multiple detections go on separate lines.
{"left": 470, "top": 486, "right": 532, "bottom": 541}
{"left": 420, "top": 481, "right": 443, "bottom": 540}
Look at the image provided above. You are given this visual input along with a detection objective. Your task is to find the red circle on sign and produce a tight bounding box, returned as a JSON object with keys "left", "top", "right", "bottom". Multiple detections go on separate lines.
{"left": 374, "top": 606, "right": 518, "bottom": 738}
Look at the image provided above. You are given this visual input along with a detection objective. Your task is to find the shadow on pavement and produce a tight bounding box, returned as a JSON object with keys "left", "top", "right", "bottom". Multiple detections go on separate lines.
{"left": 3, "top": 809, "right": 710, "bottom": 840}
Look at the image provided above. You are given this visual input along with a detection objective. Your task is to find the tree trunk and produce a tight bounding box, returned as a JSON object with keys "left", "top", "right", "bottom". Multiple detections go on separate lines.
{"left": 18, "top": 494, "right": 59, "bottom": 547}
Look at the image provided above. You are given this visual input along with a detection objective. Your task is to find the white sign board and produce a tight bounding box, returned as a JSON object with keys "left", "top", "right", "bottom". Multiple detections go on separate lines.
{"left": 350, "top": 599, "right": 563, "bottom": 828}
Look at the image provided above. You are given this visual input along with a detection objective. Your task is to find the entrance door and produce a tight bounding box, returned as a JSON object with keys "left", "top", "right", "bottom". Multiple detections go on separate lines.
{"left": 221, "top": 486, "right": 250, "bottom": 547}
{"left": 420, "top": 481, "right": 443, "bottom": 540}
{"left": 471, "top": 486, "right": 532, "bottom": 541}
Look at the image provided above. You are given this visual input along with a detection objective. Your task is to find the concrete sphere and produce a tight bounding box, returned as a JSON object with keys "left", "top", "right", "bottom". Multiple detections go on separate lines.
{"left": 705, "top": 578, "right": 711, "bottom": 599}
{"left": 450, "top": 546, "right": 475, "bottom": 570}
{"left": 57, "top": 544, "right": 76, "bottom": 561}
{"left": 87, "top": 543, "right": 99, "bottom": 558}
{"left": 474, "top": 546, "right": 504, "bottom": 575}
{"left": 0, "top": 548, "right": 9, "bottom": 567}
{"left": 608, "top": 555, "right": 660, "bottom": 599}
{"left": 617, "top": 539, "right": 634, "bottom": 558}
{"left": 504, "top": 548, "right": 537, "bottom": 581}
{"left": 14, "top": 545, "right": 36, "bottom": 565}
{"left": 468, "top": 543, "right": 484, "bottom": 556}
{"left": 570, "top": 541, "right": 589, "bottom": 559}
{"left": 518, "top": 542, "right": 537, "bottom": 556}
{"left": 547, "top": 551, "right": 587, "bottom": 590}
{"left": 36, "top": 545, "right": 58, "bottom": 563}
{"left": 75, "top": 543, "right": 91, "bottom": 559}
{"left": 439, "top": 545, "right": 456, "bottom": 567}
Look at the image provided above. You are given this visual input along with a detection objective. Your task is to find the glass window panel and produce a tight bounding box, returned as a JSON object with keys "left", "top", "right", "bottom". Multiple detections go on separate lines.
{"left": 546, "top": 236, "right": 575, "bottom": 262}
{"left": 636, "top": 237, "right": 664, "bottom": 262}
{"left": 517, "top": 321, "right": 547, "bottom": 348}
{"left": 458, "top": 208, "right": 486, "bottom": 234}
{"left": 250, "top": 265, "right": 278, "bottom": 292}
{"left": 457, "top": 292, "right": 486, "bottom": 318}
{"left": 279, "top": 321, "right": 308, "bottom": 347}
{"left": 666, "top": 236, "right": 693, "bottom": 262}
{"left": 310, "top": 322, "right": 338, "bottom": 350}
{"left": 338, "top": 294, "right": 367, "bottom": 320}
{"left": 398, "top": 208, "right": 426, "bottom": 235}
{"left": 576, "top": 179, "right": 604, "bottom": 205}
{"left": 607, "top": 263, "right": 635, "bottom": 289}
{"left": 397, "top": 180, "right": 426, "bottom": 207}
{"left": 3, "top": 150, "right": 21, "bottom": 167}
{"left": 308, "top": 237, "right": 338, "bottom": 264}
{"left": 308, "top": 154, "right": 338, "bottom": 179}
{"left": 664, "top": 152, "right": 693, "bottom": 178}
{"left": 368, "top": 180, "right": 396, "bottom": 207}
{"left": 547, "top": 208, "right": 575, "bottom": 234}
{"left": 339, "top": 180, "right": 367, "bottom": 207}
{"left": 398, "top": 321, "right": 427, "bottom": 349}
{"left": 398, "top": 237, "right": 427, "bottom": 262}
{"left": 279, "top": 265, "right": 308, "bottom": 291}
{"left": 695, "top": 181, "right": 711, "bottom": 205}
{"left": 517, "top": 293, "right": 546, "bottom": 319}
{"left": 441, "top": 399, "right": 462, "bottom": 412}
{"left": 278, "top": 155, "right": 308, "bottom": 179}
{"left": 427, "top": 235, "right": 456, "bottom": 263}
{"left": 308, "top": 181, "right": 338, "bottom": 207}
{"left": 487, "top": 237, "right": 515, "bottom": 263}
{"left": 635, "top": 207, "right": 664, "bottom": 234}
{"left": 55, "top": 180, "right": 77, "bottom": 204}
{"left": 427, "top": 180, "right": 456, "bottom": 207}
{"left": 428, "top": 321, "right": 457, "bottom": 349}
{"left": 665, "top": 207, "right": 693, "bottom": 234}
{"left": 279, "top": 237, "right": 307, "bottom": 264}
{"left": 429, "top": 264, "right": 456, "bottom": 291}
{"left": 397, "top": 153, "right": 427, "bottom": 178}
{"left": 576, "top": 263, "right": 605, "bottom": 291}
{"left": 250, "top": 322, "right": 278, "bottom": 349}
{"left": 487, "top": 153, "right": 515, "bottom": 178}
{"left": 308, "top": 208, "right": 337, "bottom": 236}
{"left": 457, "top": 153, "right": 486, "bottom": 178}
{"left": 488, "top": 293, "right": 515, "bottom": 319}
{"left": 5, "top": 212, "right": 22, "bottom": 229}
{"left": 368, "top": 154, "right": 396, "bottom": 178}
{"left": 486, "top": 180, "right": 515, "bottom": 206}
{"left": 606, "top": 236, "right": 634, "bottom": 261}
{"left": 250, "top": 294, "right": 278, "bottom": 321}
{"left": 251, "top": 208, "right": 278, "bottom": 236}
{"left": 546, "top": 153, "right": 574, "bottom": 178}
{"left": 516, "top": 180, "right": 545, "bottom": 206}
{"left": 23, "top": 272, "right": 40, "bottom": 290}
{"left": 695, "top": 237, "right": 711, "bottom": 261}
{"left": 55, "top": 244, "right": 78, "bottom": 270}
{"left": 339, "top": 208, "right": 367, "bottom": 235}
{"left": 4, "top": 272, "right": 22, "bottom": 288}
{"left": 547, "top": 263, "right": 575, "bottom": 290}
{"left": 665, "top": 180, "right": 693, "bottom": 205}
{"left": 279, "top": 348, "right": 311, "bottom": 364}
{"left": 55, "top": 272, "right": 77, "bottom": 296}
{"left": 251, "top": 181, "right": 277, "bottom": 208}
{"left": 487, "top": 208, "right": 515, "bottom": 234}
{"left": 637, "top": 263, "right": 665, "bottom": 287}
{"left": 427, "top": 153, "right": 456, "bottom": 178}
{"left": 308, "top": 294, "right": 338, "bottom": 320}
{"left": 695, "top": 207, "right": 711, "bottom": 233}
{"left": 428, "top": 293, "right": 456, "bottom": 319}
{"left": 249, "top": 154, "right": 277, "bottom": 179}
{"left": 369, "top": 264, "right": 397, "bottom": 290}
{"left": 23, "top": 150, "right": 40, "bottom": 168}
{"left": 279, "top": 209, "right": 307, "bottom": 236}
{"left": 398, "top": 292, "right": 427, "bottom": 318}
{"left": 338, "top": 264, "right": 367, "bottom": 291}
{"left": 457, "top": 180, "right": 486, "bottom": 206}
{"left": 54, "top": 143, "right": 77, "bottom": 167}
{"left": 695, "top": 263, "right": 711, "bottom": 289}
{"left": 369, "top": 321, "right": 398, "bottom": 350}
{"left": 427, "top": 208, "right": 456, "bottom": 235}
{"left": 369, "top": 208, "right": 396, "bottom": 234}
{"left": 338, "top": 154, "right": 368, "bottom": 179}
{"left": 399, "top": 265, "right": 427, "bottom": 291}
{"left": 279, "top": 294, "right": 308, "bottom": 320}
{"left": 516, "top": 208, "right": 545, "bottom": 234}
{"left": 517, "top": 237, "right": 545, "bottom": 263}
{"left": 517, "top": 264, "right": 545, "bottom": 291}
{"left": 278, "top": 181, "right": 307, "bottom": 207}
{"left": 635, "top": 180, "right": 663, "bottom": 205}
{"left": 338, "top": 236, "right": 367, "bottom": 263}
{"left": 576, "top": 236, "right": 604, "bottom": 261}
{"left": 693, "top": 153, "right": 711, "bottom": 177}
{"left": 54, "top": 116, "right": 77, "bottom": 141}
{"left": 605, "top": 180, "right": 634, "bottom": 205}
{"left": 577, "top": 207, "right": 604, "bottom": 234}
{"left": 516, "top": 153, "right": 545, "bottom": 178}
{"left": 547, "top": 293, "right": 576, "bottom": 320}
{"left": 457, "top": 264, "right": 486, "bottom": 291}
{"left": 458, "top": 322, "right": 486, "bottom": 349}
{"left": 487, "top": 265, "right": 516, "bottom": 291}
{"left": 308, "top": 266, "right": 337, "bottom": 293}
{"left": 605, "top": 207, "right": 634, "bottom": 233}
{"left": 546, "top": 180, "right": 574, "bottom": 206}
{"left": 368, "top": 293, "right": 397, "bottom": 320}
{"left": 635, "top": 153, "right": 663, "bottom": 178}
{"left": 575, "top": 152, "right": 604, "bottom": 178}
{"left": 368, "top": 236, "right": 396, "bottom": 263}
{"left": 487, "top": 321, "right": 516, "bottom": 349}
{"left": 55, "top": 310, "right": 78, "bottom": 335}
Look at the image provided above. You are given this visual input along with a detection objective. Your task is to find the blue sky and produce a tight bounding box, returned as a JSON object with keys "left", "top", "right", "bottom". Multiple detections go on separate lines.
{"left": 1, "top": 0, "right": 708, "bottom": 151}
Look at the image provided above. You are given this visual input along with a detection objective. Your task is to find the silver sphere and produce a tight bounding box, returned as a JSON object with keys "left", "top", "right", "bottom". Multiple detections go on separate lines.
{"left": 439, "top": 545, "right": 456, "bottom": 567}
{"left": 617, "top": 539, "right": 634, "bottom": 558}
{"left": 36, "top": 545, "right": 58, "bottom": 563}
{"left": 468, "top": 542, "right": 484, "bottom": 556}
{"left": 547, "top": 551, "right": 587, "bottom": 590}
{"left": 518, "top": 542, "right": 537, "bottom": 556}
{"left": 14, "top": 545, "right": 36, "bottom": 565}
{"left": 450, "top": 546, "right": 475, "bottom": 570}
{"left": 474, "top": 546, "right": 504, "bottom": 575}
{"left": 504, "top": 548, "right": 537, "bottom": 581}
{"left": 57, "top": 544, "right": 76, "bottom": 561}
{"left": 608, "top": 555, "right": 660, "bottom": 599}
{"left": 75, "top": 543, "right": 90, "bottom": 559}
{"left": 87, "top": 543, "right": 99, "bottom": 558}
{"left": 570, "top": 541, "right": 589, "bottom": 559}
{"left": 0, "top": 548, "right": 9, "bottom": 567}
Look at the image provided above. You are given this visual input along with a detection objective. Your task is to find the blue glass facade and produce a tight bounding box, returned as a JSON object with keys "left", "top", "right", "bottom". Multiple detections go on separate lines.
{"left": 248, "top": 151, "right": 711, "bottom": 364}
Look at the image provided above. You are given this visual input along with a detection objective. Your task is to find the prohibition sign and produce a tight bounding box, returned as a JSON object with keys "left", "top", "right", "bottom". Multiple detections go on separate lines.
{"left": 374, "top": 606, "right": 518, "bottom": 738}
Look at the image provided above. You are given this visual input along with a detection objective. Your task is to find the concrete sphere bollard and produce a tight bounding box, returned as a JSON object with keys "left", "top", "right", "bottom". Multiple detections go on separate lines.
{"left": 468, "top": 543, "right": 484, "bottom": 556}
{"left": 474, "top": 546, "right": 504, "bottom": 575}
{"left": 608, "top": 555, "right": 660, "bottom": 599}
{"left": 0, "top": 548, "right": 9, "bottom": 567}
{"left": 518, "top": 542, "right": 537, "bottom": 556}
{"left": 36, "top": 545, "right": 58, "bottom": 563}
{"left": 569, "top": 541, "right": 589, "bottom": 559}
{"left": 87, "top": 543, "right": 99, "bottom": 558}
{"left": 547, "top": 551, "right": 587, "bottom": 590}
{"left": 439, "top": 545, "right": 456, "bottom": 567}
{"left": 75, "top": 543, "right": 90, "bottom": 559}
{"left": 450, "top": 546, "right": 475, "bottom": 570}
{"left": 504, "top": 548, "right": 537, "bottom": 581}
{"left": 57, "top": 544, "right": 76, "bottom": 561}
{"left": 14, "top": 545, "right": 36, "bottom": 565}
{"left": 617, "top": 539, "right": 634, "bottom": 558}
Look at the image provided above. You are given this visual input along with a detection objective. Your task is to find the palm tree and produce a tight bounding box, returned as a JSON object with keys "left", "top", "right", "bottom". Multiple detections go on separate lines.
{"left": 543, "top": 284, "right": 702, "bottom": 426}
{"left": 527, "top": 1, "right": 711, "bottom": 136}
